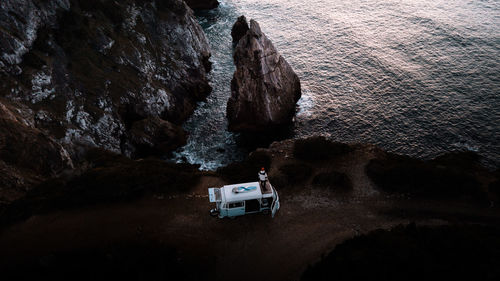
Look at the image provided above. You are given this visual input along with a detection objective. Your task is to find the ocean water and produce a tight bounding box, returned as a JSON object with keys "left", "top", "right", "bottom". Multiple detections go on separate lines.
{"left": 173, "top": 0, "right": 500, "bottom": 170}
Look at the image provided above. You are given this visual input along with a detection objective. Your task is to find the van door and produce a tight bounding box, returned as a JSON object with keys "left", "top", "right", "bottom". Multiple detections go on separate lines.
{"left": 227, "top": 201, "right": 245, "bottom": 217}
{"left": 271, "top": 191, "right": 280, "bottom": 218}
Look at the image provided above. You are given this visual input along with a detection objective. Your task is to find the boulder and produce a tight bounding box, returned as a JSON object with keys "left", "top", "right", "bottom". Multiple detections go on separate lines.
{"left": 129, "top": 117, "right": 187, "bottom": 157}
{"left": 366, "top": 151, "right": 486, "bottom": 201}
{"left": 227, "top": 19, "right": 301, "bottom": 133}
{"left": 184, "top": 0, "right": 219, "bottom": 10}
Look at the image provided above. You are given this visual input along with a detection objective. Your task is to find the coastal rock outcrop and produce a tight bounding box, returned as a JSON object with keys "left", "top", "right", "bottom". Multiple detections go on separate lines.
{"left": 0, "top": 0, "right": 211, "bottom": 157}
{"left": 129, "top": 117, "right": 187, "bottom": 157}
{"left": 0, "top": 0, "right": 213, "bottom": 198}
{"left": 0, "top": 98, "right": 73, "bottom": 202}
{"left": 227, "top": 18, "right": 301, "bottom": 133}
{"left": 231, "top": 15, "right": 249, "bottom": 44}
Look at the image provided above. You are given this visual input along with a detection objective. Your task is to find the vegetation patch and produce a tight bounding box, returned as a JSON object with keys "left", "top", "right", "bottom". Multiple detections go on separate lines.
{"left": 366, "top": 151, "right": 487, "bottom": 201}
{"left": 293, "top": 136, "right": 351, "bottom": 162}
{"left": 302, "top": 223, "right": 500, "bottom": 281}
{"left": 312, "top": 171, "right": 352, "bottom": 192}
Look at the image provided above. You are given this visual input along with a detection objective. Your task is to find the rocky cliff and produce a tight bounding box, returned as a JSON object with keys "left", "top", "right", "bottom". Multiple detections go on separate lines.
{"left": 227, "top": 17, "right": 301, "bottom": 133}
{"left": 0, "top": 98, "right": 73, "bottom": 202}
{"left": 0, "top": 0, "right": 212, "bottom": 200}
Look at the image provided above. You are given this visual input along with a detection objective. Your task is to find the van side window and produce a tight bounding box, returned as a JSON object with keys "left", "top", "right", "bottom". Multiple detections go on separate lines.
{"left": 228, "top": 202, "right": 244, "bottom": 208}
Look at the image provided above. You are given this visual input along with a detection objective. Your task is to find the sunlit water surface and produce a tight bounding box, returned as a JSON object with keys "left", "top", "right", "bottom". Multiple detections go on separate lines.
{"left": 173, "top": 0, "right": 500, "bottom": 170}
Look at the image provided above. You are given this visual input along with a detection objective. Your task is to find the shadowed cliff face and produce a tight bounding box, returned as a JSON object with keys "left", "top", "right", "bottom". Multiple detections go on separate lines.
{"left": 0, "top": 0, "right": 211, "bottom": 159}
{"left": 0, "top": 0, "right": 213, "bottom": 199}
{"left": 0, "top": 98, "right": 73, "bottom": 202}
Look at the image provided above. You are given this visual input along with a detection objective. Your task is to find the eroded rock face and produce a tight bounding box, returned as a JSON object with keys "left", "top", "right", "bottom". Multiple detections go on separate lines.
{"left": 227, "top": 19, "right": 301, "bottom": 133}
{"left": 184, "top": 0, "right": 219, "bottom": 10}
{"left": 0, "top": 98, "right": 73, "bottom": 202}
{"left": 0, "top": 0, "right": 211, "bottom": 159}
{"left": 129, "top": 117, "right": 187, "bottom": 157}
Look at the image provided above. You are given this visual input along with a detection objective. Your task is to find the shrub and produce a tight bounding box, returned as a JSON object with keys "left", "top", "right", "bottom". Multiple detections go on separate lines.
{"left": 312, "top": 171, "right": 352, "bottom": 191}
{"left": 366, "top": 152, "right": 485, "bottom": 201}
{"left": 279, "top": 162, "right": 313, "bottom": 184}
{"left": 293, "top": 136, "right": 351, "bottom": 162}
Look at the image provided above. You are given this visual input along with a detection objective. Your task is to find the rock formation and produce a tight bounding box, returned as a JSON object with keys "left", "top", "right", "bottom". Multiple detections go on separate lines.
{"left": 0, "top": 0, "right": 211, "bottom": 155}
{"left": 0, "top": 98, "right": 73, "bottom": 202}
{"left": 231, "top": 15, "right": 249, "bottom": 44}
{"left": 0, "top": 0, "right": 214, "bottom": 200}
{"left": 227, "top": 18, "right": 301, "bottom": 133}
{"left": 129, "top": 116, "right": 187, "bottom": 157}
{"left": 184, "top": 0, "right": 219, "bottom": 10}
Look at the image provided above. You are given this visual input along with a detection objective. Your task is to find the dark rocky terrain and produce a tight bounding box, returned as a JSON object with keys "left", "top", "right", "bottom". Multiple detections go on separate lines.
{"left": 227, "top": 17, "right": 301, "bottom": 133}
{"left": 0, "top": 0, "right": 212, "bottom": 200}
{"left": 0, "top": 2, "right": 499, "bottom": 281}
{"left": 302, "top": 223, "right": 500, "bottom": 281}
{"left": 0, "top": 97, "right": 73, "bottom": 202}
{"left": 0, "top": 137, "right": 499, "bottom": 280}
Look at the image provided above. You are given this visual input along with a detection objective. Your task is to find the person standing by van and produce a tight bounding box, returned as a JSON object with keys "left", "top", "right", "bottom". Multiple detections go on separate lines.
{"left": 258, "top": 167, "right": 268, "bottom": 190}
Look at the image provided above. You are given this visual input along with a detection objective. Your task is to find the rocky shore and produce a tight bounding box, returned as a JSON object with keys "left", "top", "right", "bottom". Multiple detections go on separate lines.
{"left": 0, "top": 3, "right": 499, "bottom": 281}
{"left": 1, "top": 136, "right": 498, "bottom": 225}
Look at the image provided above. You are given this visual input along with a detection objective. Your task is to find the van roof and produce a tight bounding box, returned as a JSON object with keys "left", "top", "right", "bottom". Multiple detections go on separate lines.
{"left": 222, "top": 182, "right": 262, "bottom": 202}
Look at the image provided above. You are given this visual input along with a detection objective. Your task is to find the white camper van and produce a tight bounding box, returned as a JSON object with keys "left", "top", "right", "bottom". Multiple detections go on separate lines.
{"left": 208, "top": 181, "right": 280, "bottom": 218}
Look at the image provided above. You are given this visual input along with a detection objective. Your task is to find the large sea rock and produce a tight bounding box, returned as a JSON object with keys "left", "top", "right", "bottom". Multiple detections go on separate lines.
{"left": 0, "top": 0, "right": 213, "bottom": 200}
{"left": 227, "top": 18, "right": 301, "bottom": 133}
{"left": 230, "top": 15, "right": 249, "bottom": 44}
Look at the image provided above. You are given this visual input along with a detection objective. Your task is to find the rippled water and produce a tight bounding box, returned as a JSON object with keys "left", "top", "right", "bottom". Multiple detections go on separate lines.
{"left": 173, "top": 0, "right": 500, "bottom": 170}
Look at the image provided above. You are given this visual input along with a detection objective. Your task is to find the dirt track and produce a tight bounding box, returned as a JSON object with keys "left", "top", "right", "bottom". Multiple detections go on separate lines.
{"left": 0, "top": 143, "right": 498, "bottom": 280}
